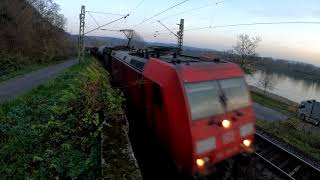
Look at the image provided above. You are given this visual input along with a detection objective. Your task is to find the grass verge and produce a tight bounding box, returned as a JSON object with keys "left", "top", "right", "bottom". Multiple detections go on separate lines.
{"left": 251, "top": 91, "right": 296, "bottom": 115}
{"left": 257, "top": 118, "right": 320, "bottom": 160}
{"left": 252, "top": 91, "right": 320, "bottom": 161}
{"left": 0, "top": 57, "right": 126, "bottom": 179}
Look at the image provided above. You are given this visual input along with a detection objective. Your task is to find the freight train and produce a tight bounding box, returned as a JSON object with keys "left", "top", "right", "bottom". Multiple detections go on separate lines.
{"left": 91, "top": 45, "right": 256, "bottom": 177}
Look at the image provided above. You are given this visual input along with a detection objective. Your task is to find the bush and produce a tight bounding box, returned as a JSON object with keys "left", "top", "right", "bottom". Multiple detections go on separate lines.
{"left": 0, "top": 57, "right": 123, "bottom": 179}
{"left": 0, "top": 53, "right": 31, "bottom": 76}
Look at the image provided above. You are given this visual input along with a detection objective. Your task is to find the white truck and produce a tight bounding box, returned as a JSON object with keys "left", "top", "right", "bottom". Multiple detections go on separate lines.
{"left": 298, "top": 100, "right": 320, "bottom": 126}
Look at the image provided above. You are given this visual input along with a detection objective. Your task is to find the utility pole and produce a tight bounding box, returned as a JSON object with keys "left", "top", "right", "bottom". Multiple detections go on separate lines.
{"left": 158, "top": 19, "right": 184, "bottom": 54}
{"left": 120, "top": 29, "right": 134, "bottom": 50}
{"left": 177, "top": 19, "right": 184, "bottom": 54}
{"left": 78, "top": 5, "right": 85, "bottom": 64}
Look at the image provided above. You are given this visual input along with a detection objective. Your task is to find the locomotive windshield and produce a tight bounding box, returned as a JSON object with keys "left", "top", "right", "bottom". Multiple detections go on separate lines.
{"left": 185, "top": 78, "right": 250, "bottom": 121}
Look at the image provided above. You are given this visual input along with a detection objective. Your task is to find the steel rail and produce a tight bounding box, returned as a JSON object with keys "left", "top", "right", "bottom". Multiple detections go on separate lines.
{"left": 254, "top": 132, "right": 320, "bottom": 179}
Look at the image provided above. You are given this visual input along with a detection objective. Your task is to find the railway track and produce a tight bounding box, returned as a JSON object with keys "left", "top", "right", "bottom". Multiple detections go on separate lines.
{"left": 254, "top": 132, "right": 320, "bottom": 180}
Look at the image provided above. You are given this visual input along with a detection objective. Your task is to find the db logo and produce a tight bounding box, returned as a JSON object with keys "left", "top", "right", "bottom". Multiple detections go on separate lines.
{"left": 223, "top": 131, "right": 234, "bottom": 144}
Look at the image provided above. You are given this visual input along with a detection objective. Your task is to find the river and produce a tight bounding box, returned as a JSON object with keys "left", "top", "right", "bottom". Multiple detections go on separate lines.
{"left": 245, "top": 70, "right": 320, "bottom": 103}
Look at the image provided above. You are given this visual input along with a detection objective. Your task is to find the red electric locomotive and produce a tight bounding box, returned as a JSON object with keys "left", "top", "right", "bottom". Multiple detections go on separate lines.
{"left": 103, "top": 46, "right": 255, "bottom": 177}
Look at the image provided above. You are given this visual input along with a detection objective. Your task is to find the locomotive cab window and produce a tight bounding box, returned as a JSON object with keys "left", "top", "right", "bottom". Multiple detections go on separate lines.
{"left": 185, "top": 78, "right": 250, "bottom": 121}
{"left": 185, "top": 81, "right": 223, "bottom": 120}
{"left": 219, "top": 78, "right": 250, "bottom": 112}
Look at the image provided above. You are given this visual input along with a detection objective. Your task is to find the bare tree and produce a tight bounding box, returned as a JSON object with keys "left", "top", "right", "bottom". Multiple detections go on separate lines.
{"left": 227, "top": 34, "right": 261, "bottom": 73}
{"left": 0, "top": 0, "right": 75, "bottom": 75}
{"left": 257, "top": 70, "right": 277, "bottom": 94}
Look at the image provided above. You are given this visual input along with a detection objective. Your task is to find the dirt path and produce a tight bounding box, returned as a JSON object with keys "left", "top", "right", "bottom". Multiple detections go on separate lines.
{"left": 0, "top": 59, "right": 77, "bottom": 103}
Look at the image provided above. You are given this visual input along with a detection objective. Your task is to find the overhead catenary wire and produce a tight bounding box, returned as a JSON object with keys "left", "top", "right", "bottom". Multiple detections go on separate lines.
{"left": 151, "top": 21, "right": 320, "bottom": 38}
{"left": 132, "top": 0, "right": 191, "bottom": 28}
{"left": 151, "top": 0, "right": 229, "bottom": 34}
{"left": 216, "top": 0, "right": 227, "bottom": 5}
{"left": 156, "top": 0, "right": 221, "bottom": 22}
{"left": 130, "top": 0, "right": 145, "bottom": 15}
{"left": 100, "top": 29, "right": 122, "bottom": 32}
{"left": 158, "top": 20, "right": 179, "bottom": 38}
{"left": 210, "top": 0, "right": 220, "bottom": 27}
{"left": 155, "top": 27, "right": 179, "bottom": 35}
{"left": 87, "top": 11, "right": 100, "bottom": 27}
{"left": 86, "top": 11, "right": 126, "bottom": 16}
{"left": 85, "top": 14, "right": 129, "bottom": 35}
{"left": 183, "top": 21, "right": 320, "bottom": 32}
{"left": 110, "top": 15, "right": 128, "bottom": 29}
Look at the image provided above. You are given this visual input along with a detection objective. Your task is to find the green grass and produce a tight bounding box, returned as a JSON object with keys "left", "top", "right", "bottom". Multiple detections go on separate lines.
{"left": 0, "top": 57, "right": 125, "bottom": 179}
{"left": 252, "top": 91, "right": 320, "bottom": 161}
{"left": 251, "top": 91, "right": 297, "bottom": 115}
{"left": 257, "top": 118, "right": 320, "bottom": 160}
{"left": 0, "top": 59, "right": 68, "bottom": 82}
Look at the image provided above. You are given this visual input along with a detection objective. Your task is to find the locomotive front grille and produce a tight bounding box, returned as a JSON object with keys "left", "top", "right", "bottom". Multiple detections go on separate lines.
{"left": 196, "top": 137, "right": 216, "bottom": 154}
{"left": 240, "top": 123, "right": 254, "bottom": 137}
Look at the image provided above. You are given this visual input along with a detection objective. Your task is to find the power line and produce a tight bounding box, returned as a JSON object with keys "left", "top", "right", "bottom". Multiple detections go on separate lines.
{"left": 152, "top": 0, "right": 230, "bottom": 24}
{"left": 87, "top": 11, "right": 100, "bottom": 27}
{"left": 85, "top": 14, "right": 130, "bottom": 35}
{"left": 216, "top": 0, "right": 227, "bottom": 5}
{"left": 158, "top": 20, "right": 179, "bottom": 38}
{"left": 153, "top": 21, "right": 320, "bottom": 35}
{"left": 155, "top": 27, "right": 179, "bottom": 34}
{"left": 86, "top": 11, "right": 126, "bottom": 16}
{"left": 132, "top": 0, "right": 191, "bottom": 28}
{"left": 184, "top": 21, "right": 320, "bottom": 32}
{"left": 100, "top": 29, "right": 121, "bottom": 32}
{"left": 110, "top": 16, "right": 127, "bottom": 29}
{"left": 130, "top": 0, "right": 145, "bottom": 14}
{"left": 156, "top": 0, "right": 217, "bottom": 22}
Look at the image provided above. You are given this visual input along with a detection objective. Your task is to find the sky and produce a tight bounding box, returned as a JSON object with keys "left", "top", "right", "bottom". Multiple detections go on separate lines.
{"left": 55, "top": 0, "right": 320, "bottom": 65}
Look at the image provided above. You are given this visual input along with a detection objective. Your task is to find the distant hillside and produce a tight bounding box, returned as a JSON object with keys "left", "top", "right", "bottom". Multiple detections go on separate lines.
{"left": 222, "top": 53, "right": 320, "bottom": 82}
{"left": 81, "top": 35, "right": 320, "bottom": 82}
{"left": 75, "top": 35, "right": 221, "bottom": 56}
{"left": 255, "top": 57, "right": 320, "bottom": 82}
{"left": 71, "top": 35, "right": 128, "bottom": 47}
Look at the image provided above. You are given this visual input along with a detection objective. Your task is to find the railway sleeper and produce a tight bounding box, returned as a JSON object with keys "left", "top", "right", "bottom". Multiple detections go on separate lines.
{"left": 277, "top": 159, "right": 291, "bottom": 169}
{"left": 261, "top": 149, "right": 278, "bottom": 159}
{"left": 288, "top": 165, "right": 301, "bottom": 177}
{"left": 267, "top": 153, "right": 283, "bottom": 164}
{"left": 257, "top": 146, "right": 275, "bottom": 156}
{"left": 254, "top": 152, "right": 295, "bottom": 180}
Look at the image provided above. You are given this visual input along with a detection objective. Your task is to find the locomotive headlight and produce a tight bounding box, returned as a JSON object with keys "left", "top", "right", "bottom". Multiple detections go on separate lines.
{"left": 243, "top": 139, "right": 252, "bottom": 147}
{"left": 222, "top": 119, "right": 231, "bottom": 128}
{"left": 196, "top": 158, "right": 205, "bottom": 167}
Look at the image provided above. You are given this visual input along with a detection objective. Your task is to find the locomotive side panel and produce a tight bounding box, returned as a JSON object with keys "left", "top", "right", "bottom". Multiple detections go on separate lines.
{"left": 110, "top": 53, "right": 145, "bottom": 120}
{"left": 143, "top": 59, "right": 194, "bottom": 172}
{"left": 111, "top": 56, "right": 127, "bottom": 88}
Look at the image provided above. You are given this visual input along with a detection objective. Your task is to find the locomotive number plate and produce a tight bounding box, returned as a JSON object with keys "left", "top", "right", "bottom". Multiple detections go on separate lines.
{"left": 222, "top": 131, "right": 234, "bottom": 144}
